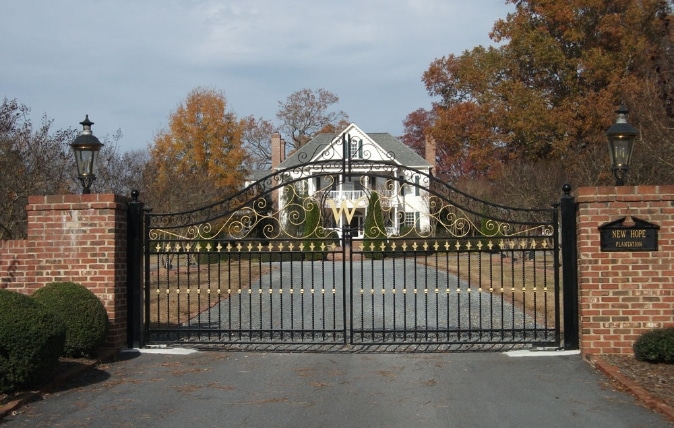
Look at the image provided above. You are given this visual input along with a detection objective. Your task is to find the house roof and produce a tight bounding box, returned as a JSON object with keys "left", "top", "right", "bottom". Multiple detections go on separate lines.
{"left": 245, "top": 169, "right": 270, "bottom": 183}
{"left": 276, "top": 123, "right": 430, "bottom": 170}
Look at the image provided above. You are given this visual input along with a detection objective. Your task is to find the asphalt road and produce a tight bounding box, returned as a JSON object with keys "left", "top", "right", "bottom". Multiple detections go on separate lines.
{"left": 190, "top": 259, "right": 539, "bottom": 337}
{"left": 3, "top": 349, "right": 671, "bottom": 427}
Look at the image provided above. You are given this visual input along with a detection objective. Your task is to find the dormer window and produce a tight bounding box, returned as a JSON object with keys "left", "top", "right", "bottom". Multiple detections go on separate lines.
{"left": 350, "top": 138, "right": 363, "bottom": 159}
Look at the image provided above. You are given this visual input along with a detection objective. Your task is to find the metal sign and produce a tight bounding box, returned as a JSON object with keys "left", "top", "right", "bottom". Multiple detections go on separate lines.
{"left": 599, "top": 216, "right": 659, "bottom": 252}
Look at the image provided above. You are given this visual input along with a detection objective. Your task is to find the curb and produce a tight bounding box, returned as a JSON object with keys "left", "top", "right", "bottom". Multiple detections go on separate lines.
{"left": 590, "top": 355, "right": 674, "bottom": 422}
{"left": 0, "top": 392, "right": 41, "bottom": 420}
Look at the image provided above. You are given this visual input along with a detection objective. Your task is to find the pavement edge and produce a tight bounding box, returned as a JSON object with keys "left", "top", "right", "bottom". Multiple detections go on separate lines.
{"left": 589, "top": 354, "right": 674, "bottom": 423}
{"left": 0, "top": 348, "right": 115, "bottom": 421}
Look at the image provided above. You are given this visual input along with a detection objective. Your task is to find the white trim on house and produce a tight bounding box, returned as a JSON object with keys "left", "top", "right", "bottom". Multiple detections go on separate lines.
{"left": 274, "top": 123, "right": 432, "bottom": 239}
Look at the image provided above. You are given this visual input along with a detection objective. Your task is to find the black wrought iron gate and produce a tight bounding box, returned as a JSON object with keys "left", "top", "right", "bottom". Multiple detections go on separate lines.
{"left": 142, "top": 135, "right": 561, "bottom": 349}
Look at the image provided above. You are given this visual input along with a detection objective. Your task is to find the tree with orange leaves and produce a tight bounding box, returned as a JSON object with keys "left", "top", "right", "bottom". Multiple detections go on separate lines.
{"left": 413, "top": 0, "right": 673, "bottom": 191}
{"left": 149, "top": 87, "right": 247, "bottom": 212}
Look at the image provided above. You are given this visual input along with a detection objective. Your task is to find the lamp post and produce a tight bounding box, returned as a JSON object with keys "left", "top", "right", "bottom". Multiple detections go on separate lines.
{"left": 606, "top": 106, "right": 637, "bottom": 186}
{"left": 70, "top": 115, "right": 103, "bottom": 194}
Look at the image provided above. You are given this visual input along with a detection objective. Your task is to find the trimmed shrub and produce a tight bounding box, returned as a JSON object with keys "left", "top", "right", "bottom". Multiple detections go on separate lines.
{"left": 282, "top": 181, "right": 307, "bottom": 238}
{"left": 633, "top": 328, "right": 674, "bottom": 363}
{"left": 363, "top": 192, "right": 388, "bottom": 259}
{"left": 301, "top": 198, "right": 340, "bottom": 260}
{"left": 323, "top": 229, "right": 340, "bottom": 246}
{"left": 32, "top": 282, "right": 109, "bottom": 358}
{"left": 302, "top": 198, "right": 323, "bottom": 260}
{"left": 398, "top": 225, "right": 423, "bottom": 239}
{"left": 0, "top": 289, "right": 66, "bottom": 393}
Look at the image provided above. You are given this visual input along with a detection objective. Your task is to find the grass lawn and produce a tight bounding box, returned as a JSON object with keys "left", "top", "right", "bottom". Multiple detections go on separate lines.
{"left": 422, "top": 251, "right": 561, "bottom": 329}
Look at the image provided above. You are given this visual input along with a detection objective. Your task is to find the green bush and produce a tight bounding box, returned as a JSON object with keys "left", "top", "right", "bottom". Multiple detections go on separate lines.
{"left": 301, "top": 198, "right": 340, "bottom": 260}
{"left": 0, "top": 289, "right": 66, "bottom": 393}
{"left": 397, "top": 225, "right": 423, "bottom": 239}
{"left": 323, "top": 229, "right": 340, "bottom": 245}
{"left": 363, "top": 192, "right": 388, "bottom": 260}
{"left": 302, "top": 198, "right": 324, "bottom": 260}
{"left": 633, "top": 328, "right": 674, "bottom": 363}
{"left": 32, "top": 282, "right": 109, "bottom": 358}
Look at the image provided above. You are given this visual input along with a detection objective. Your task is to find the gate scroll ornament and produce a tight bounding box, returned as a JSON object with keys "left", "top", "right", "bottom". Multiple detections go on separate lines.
{"left": 144, "top": 135, "right": 560, "bottom": 349}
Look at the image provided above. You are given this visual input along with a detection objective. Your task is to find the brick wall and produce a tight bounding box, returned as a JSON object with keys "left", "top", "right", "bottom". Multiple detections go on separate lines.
{"left": 3, "top": 188, "right": 672, "bottom": 355}
{"left": 0, "top": 194, "right": 130, "bottom": 351}
{"left": 577, "top": 185, "right": 674, "bottom": 356}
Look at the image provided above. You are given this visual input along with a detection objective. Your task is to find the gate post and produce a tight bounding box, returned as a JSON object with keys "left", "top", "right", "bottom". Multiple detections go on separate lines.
{"left": 560, "top": 184, "right": 579, "bottom": 350}
{"left": 127, "top": 190, "right": 144, "bottom": 348}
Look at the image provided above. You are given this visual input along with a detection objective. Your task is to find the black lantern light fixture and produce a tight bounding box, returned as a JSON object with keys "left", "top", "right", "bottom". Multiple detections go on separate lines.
{"left": 606, "top": 106, "right": 637, "bottom": 186}
{"left": 70, "top": 115, "right": 104, "bottom": 194}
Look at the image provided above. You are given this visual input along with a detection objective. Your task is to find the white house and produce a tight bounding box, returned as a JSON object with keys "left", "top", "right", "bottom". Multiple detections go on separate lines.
{"left": 271, "top": 123, "right": 435, "bottom": 239}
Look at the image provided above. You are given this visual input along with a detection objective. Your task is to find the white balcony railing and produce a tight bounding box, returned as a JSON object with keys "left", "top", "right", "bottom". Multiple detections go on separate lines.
{"left": 327, "top": 190, "right": 366, "bottom": 201}
{"left": 313, "top": 189, "right": 399, "bottom": 208}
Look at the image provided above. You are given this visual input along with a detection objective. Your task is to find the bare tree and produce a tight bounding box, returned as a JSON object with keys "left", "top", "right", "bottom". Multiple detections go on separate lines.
{"left": 241, "top": 115, "right": 274, "bottom": 170}
{"left": 96, "top": 137, "right": 151, "bottom": 198}
{"left": 492, "top": 158, "right": 571, "bottom": 209}
{"left": 0, "top": 98, "right": 75, "bottom": 239}
{"left": 276, "top": 88, "right": 348, "bottom": 150}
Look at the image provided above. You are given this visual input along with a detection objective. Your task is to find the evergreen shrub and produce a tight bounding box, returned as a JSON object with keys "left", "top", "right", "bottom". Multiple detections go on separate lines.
{"left": 633, "top": 328, "right": 674, "bottom": 363}
{"left": 32, "top": 282, "right": 109, "bottom": 358}
{"left": 0, "top": 289, "right": 66, "bottom": 393}
{"left": 302, "top": 198, "right": 339, "bottom": 260}
{"left": 363, "top": 192, "right": 388, "bottom": 259}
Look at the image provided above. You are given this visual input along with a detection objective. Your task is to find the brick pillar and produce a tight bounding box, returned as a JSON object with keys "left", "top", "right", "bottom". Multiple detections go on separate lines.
{"left": 21, "top": 194, "right": 129, "bottom": 351}
{"left": 576, "top": 185, "right": 674, "bottom": 356}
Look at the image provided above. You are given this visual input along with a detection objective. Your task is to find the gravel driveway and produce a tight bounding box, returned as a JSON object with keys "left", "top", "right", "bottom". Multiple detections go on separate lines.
{"left": 188, "top": 259, "right": 547, "bottom": 344}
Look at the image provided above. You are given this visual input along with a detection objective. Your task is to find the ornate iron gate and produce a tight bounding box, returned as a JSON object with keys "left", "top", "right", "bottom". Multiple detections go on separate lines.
{"left": 143, "top": 136, "right": 560, "bottom": 349}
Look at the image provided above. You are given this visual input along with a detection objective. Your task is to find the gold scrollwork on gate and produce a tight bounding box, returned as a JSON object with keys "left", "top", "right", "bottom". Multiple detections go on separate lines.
{"left": 148, "top": 167, "right": 555, "bottom": 255}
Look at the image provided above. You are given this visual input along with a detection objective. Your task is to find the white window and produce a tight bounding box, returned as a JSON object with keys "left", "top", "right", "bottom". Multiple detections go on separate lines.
{"left": 404, "top": 212, "right": 418, "bottom": 227}
{"left": 350, "top": 138, "right": 362, "bottom": 159}
{"left": 404, "top": 175, "right": 420, "bottom": 196}
{"left": 295, "top": 180, "right": 307, "bottom": 195}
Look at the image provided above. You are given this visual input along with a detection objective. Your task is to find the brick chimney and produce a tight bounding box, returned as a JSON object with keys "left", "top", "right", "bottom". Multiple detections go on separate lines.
{"left": 424, "top": 134, "right": 436, "bottom": 173}
{"left": 271, "top": 132, "right": 285, "bottom": 170}
{"left": 270, "top": 132, "right": 285, "bottom": 212}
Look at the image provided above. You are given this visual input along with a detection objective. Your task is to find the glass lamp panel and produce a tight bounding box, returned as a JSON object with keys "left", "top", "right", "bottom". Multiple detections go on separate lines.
{"left": 609, "top": 138, "right": 633, "bottom": 168}
{"left": 75, "top": 149, "right": 94, "bottom": 176}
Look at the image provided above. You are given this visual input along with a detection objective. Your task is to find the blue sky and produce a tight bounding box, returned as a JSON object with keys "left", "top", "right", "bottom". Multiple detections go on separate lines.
{"left": 1, "top": 0, "right": 513, "bottom": 152}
